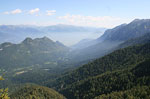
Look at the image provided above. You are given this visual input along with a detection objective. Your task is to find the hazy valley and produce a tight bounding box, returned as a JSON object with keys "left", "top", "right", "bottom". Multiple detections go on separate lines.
{"left": 0, "top": 19, "right": 150, "bottom": 99}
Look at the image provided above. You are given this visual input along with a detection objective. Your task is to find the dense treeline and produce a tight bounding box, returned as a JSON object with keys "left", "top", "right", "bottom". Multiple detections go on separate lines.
{"left": 60, "top": 59, "right": 150, "bottom": 99}
{"left": 95, "top": 85, "right": 150, "bottom": 99}
{"left": 48, "top": 43, "right": 150, "bottom": 90}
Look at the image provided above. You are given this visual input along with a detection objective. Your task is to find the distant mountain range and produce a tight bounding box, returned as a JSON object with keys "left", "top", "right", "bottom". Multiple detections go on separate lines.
{"left": 0, "top": 24, "right": 106, "bottom": 44}
{"left": 40, "top": 24, "right": 106, "bottom": 33}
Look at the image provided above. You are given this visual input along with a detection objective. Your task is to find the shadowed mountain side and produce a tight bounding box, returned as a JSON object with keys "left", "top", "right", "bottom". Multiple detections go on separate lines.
{"left": 69, "top": 19, "right": 150, "bottom": 62}
{"left": 117, "top": 33, "right": 150, "bottom": 49}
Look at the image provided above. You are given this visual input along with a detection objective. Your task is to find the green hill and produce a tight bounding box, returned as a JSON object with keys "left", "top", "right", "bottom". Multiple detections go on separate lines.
{"left": 10, "top": 84, "right": 65, "bottom": 99}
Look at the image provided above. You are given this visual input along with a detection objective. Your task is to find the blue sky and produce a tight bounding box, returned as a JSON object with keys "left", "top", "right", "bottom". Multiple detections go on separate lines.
{"left": 0, "top": 0, "right": 150, "bottom": 28}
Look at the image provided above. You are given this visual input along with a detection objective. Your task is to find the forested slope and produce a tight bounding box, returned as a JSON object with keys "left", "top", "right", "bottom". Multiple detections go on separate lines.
{"left": 48, "top": 43, "right": 150, "bottom": 99}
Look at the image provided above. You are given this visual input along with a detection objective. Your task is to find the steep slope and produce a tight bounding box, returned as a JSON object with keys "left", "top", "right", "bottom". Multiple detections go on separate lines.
{"left": 10, "top": 84, "right": 65, "bottom": 99}
{"left": 48, "top": 43, "right": 150, "bottom": 99}
{"left": 0, "top": 37, "right": 69, "bottom": 70}
{"left": 117, "top": 33, "right": 150, "bottom": 49}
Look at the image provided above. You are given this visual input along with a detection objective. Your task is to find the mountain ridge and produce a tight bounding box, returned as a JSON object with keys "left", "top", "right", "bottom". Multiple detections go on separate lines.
{"left": 0, "top": 36, "right": 69, "bottom": 70}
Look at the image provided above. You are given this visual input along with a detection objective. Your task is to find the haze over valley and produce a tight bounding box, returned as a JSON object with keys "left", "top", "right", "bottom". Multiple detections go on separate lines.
{"left": 0, "top": 0, "right": 150, "bottom": 99}
{"left": 0, "top": 24, "right": 106, "bottom": 46}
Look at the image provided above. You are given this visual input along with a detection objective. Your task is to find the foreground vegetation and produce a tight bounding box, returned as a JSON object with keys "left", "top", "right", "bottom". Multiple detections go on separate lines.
{"left": 10, "top": 84, "right": 65, "bottom": 99}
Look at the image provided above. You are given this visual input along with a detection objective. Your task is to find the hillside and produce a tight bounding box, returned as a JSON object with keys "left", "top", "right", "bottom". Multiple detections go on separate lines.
{"left": 117, "top": 33, "right": 150, "bottom": 49}
{"left": 59, "top": 59, "right": 150, "bottom": 99}
{"left": 51, "top": 43, "right": 150, "bottom": 89}
{"left": 95, "top": 85, "right": 150, "bottom": 99}
{"left": 10, "top": 84, "right": 65, "bottom": 99}
{"left": 48, "top": 43, "right": 150, "bottom": 99}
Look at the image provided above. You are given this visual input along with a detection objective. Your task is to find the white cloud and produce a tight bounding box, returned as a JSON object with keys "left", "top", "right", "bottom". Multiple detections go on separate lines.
{"left": 28, "top": 8, "right": 39, "bottom": 15}
{"left": 3, "top": 11, "right": 9, "bottom": 14}
{"left": 46, "top": 10, "right": 56, "bottom": 16}
{"left": 58, "top": 14, "right": 131, "bottom": 28}
{"left": 3, "top": 9, "right": 22, "bottom": 15}
{"left": 11, "top": 9, "right": 22, "bottom": 14}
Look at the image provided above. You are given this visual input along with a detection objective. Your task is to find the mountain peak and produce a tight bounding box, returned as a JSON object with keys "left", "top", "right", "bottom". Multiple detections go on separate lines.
{"left": 42, "top": 36, "right": 51, "bottom": 40}
{"left": 132, "top": 19, "right": 141, "bottom": 22}
{"left": 34, "top": 36, "right": 54, "bottom": 43}
{"left": 131, "top": 19, "right": 150, "bottom": 24}
{"left": 22, "top": 37, "right": 33, "bottom": 44}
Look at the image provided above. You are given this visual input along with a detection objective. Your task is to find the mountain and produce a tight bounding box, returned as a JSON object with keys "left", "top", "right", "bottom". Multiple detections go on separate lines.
{"left": 98, "top": 19, "right": 150, "bottom": 42}
{"left": 48, "top": 43, "right": 150, "bottom": 99}
{"left": 69, "top": 19, "right": 150, "bottom": 62}
{"left": 10, "top": 84, "right": 65, "bottom": 99}
{"left": 0, "top": 37, "right": 69, "bottom": 70}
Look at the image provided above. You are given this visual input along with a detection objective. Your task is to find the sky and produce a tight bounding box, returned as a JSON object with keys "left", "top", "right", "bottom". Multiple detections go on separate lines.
{"left": 0, "top": 0, "right": 150, "bottom": 28}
